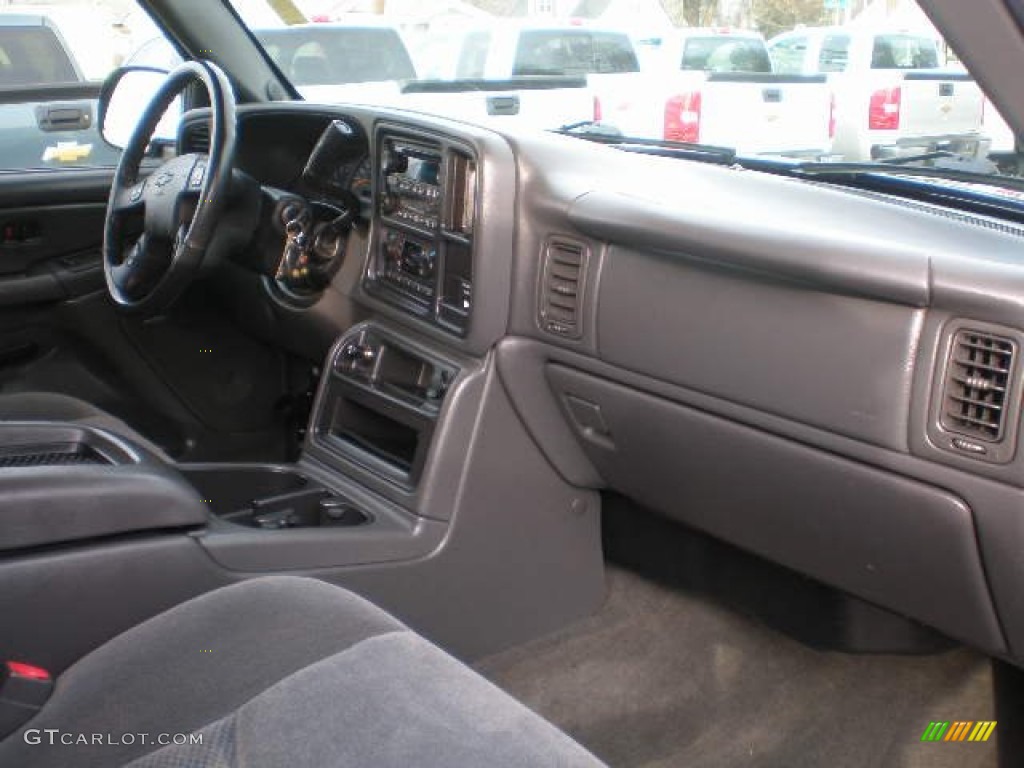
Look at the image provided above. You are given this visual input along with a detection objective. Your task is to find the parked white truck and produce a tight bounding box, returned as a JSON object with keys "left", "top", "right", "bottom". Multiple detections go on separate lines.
{"left": 131, "top": 22, "right": 606, "bottom": 133}
{"left": 767, "top": 26, "right": 987, "bottom": 163}
{"left": 600, "top": 28, "right": 834, "bottom": 159}
{"left": 409, "top": 21, "right": 640, "bottom": 131}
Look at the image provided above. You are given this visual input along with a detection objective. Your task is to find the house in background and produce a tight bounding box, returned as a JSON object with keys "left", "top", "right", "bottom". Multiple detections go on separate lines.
{"left": 558, "top": 0, "right": 673, "bottom": 32}
{"left": 303, "top": 0, "right": 492, "bottom": 23}
{"left": 471, "top": 0, "right": 673, "bottom": 34}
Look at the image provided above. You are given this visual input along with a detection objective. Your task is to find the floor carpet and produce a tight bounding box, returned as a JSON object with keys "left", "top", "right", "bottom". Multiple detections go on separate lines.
{"left": 477, "top": 566, "right": 996, "bottom": 768}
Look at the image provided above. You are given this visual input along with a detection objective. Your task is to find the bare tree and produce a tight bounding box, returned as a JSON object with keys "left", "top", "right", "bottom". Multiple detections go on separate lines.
{"left": 266, "top": 0, "right": 307, "bottom": 24}
{"left": 464, "top": 0, "right": 525, "bottom": 15}
{"left": 750, "top": 0, "right": 827, "bottom": 39}
{"left": 661, "top": 0, "right": 722, "bottom": 26}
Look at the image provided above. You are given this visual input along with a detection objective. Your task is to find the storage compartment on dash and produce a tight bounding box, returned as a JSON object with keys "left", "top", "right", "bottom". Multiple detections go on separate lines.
{"left": 311, "top": 327, "right": 458, "bottom": 487}
{"left": 326, "top": 397, "right": 421, "bottom": 473}
{"left": 178, "top": 465, "right": 371, "bottom": 530}
{"left": 314, "top": 383, "right": 433, "bottom": 487}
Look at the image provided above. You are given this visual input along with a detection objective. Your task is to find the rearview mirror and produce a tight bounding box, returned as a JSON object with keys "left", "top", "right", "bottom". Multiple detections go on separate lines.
{"left": 99, "top": 67, "right": 181, "bottom": 151}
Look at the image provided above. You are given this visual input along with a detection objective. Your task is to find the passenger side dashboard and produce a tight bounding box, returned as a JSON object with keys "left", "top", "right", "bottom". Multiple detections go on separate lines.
{"left": 494, "top": 131, "right": 1024, "bottom": 663}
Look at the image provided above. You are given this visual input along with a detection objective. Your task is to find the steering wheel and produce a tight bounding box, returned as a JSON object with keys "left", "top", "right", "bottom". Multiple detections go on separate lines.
{"left": 102, "top": 61, "right": 237, "bottom": 314}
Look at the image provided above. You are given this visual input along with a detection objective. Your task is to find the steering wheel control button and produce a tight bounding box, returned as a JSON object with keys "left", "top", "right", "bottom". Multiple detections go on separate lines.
{"left": 189, "top": 163, "right": 206, "bottom": 189}
{"left": 129, "top": 181, "right": 146, "bottom": 203}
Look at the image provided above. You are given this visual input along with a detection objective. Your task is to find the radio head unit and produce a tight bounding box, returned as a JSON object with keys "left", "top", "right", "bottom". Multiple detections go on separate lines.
{"left": 382, "top": 138, "right": 442, "bottom": 230}
{"left": 366, "top": 129, "right": 477, "bottom": 337}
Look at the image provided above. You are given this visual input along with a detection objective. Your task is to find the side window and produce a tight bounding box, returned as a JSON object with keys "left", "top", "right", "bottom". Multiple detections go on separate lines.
{"left": 0, "top": 26, "right": 78, "bottom": 85}
{"left": 818, "top": 35, "right": 850, "bottom": 73}
{"left": 0, "top": 4, "right": 166, "bottom": 171}
{"left": 768, "top": 35, "right": 808, "bottom": 75}
{"left": 456, "top": 32, "right": 491, "bottom": 79}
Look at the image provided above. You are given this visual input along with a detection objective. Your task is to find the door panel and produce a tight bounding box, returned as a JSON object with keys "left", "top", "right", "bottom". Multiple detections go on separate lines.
{"left": 0, "top": 170, "right": 294, "bottom": 461}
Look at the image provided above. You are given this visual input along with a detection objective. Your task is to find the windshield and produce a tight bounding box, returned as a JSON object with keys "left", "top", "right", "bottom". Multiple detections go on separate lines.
{"left": 216, "top": 1, "right": 1018, "bottom": 188}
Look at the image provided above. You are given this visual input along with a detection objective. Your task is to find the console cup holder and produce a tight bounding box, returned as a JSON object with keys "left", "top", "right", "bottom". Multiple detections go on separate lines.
{"left": 179, "top": 466, "right": 371, "bottom": 530}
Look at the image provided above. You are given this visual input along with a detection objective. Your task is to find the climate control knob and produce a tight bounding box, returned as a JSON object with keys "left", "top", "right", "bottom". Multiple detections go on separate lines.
{"left": 340, "top": 343, "right": 376, "bottom": 364}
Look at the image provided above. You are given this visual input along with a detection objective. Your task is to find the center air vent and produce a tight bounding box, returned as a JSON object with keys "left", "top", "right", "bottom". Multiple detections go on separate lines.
{"left": 183, "top": 121, "right": 210, "bottom": 154}
{"left": 941, "top": 329, "right": 1016, "bottom": 446}
{"left": 539, "top": 238, "right": 588, "bottom": 339}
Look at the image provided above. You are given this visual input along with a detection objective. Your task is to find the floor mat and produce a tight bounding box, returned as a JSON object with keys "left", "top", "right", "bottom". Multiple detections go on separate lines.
{"left": 477, "top": 566, "right": 995, "bottom": 768}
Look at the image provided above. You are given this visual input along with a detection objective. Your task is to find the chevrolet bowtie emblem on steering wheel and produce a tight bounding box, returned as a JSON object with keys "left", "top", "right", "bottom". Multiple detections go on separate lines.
{"left": 153, "top": 172, "right": 174, "bottom": 188}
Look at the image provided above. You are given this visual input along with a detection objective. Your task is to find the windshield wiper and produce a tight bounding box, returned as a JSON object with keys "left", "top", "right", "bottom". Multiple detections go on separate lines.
{"left": 556, "top": 120, "right": 624, "bottom": 136}
{"left": 554, "top": 125, "right": 738, "bottom": 165}
{"left": 787, "top": 161, "right": 1024, "bottom": 195}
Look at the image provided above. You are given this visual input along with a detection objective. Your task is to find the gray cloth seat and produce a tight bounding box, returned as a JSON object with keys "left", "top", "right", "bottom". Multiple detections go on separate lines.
{"left": 0, "top": 576, "right": 605, "bottom": 768}
{"left": 0, "top": 391, "right": 167, "bottom": 458}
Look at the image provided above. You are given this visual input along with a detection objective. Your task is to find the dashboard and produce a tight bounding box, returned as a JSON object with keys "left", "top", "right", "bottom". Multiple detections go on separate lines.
{"left": 179, "top": 102, "right": 1024, "bottom": 671}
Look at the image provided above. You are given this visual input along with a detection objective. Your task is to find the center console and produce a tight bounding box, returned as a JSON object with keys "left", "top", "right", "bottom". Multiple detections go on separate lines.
{"left": 364, "top": 129, "right": 478, "bottom": 336}
{"left": 0, "top": 423, "right": 205, "bottom": 552}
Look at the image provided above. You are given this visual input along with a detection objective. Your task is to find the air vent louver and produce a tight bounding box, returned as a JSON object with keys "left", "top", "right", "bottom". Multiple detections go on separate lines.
{"left": 183, "top": 122, "right": 210, "bottom": 154}
{"left": 941, "top": 330, "right": 1015, "bottom": 442}
{"left": 540, "top": 238, "right": 587, "bottom": 338}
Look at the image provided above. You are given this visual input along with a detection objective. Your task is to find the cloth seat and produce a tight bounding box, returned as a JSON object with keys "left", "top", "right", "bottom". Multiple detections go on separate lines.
{"left": 0, "top": 576, "right": 605, "bottom": 768}
{"left": 0, "top": 392, "right": 167, "bottom": 458}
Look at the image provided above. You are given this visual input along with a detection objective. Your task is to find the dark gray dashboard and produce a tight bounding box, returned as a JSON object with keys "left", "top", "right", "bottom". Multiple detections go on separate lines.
{"left": 185, "top": 100, "right": 1024, "bottom": 666}
{"left": 491, "top": 126, "right": 1024, "bottom": 661}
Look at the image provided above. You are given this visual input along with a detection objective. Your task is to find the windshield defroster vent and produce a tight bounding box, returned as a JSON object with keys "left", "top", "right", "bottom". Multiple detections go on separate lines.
{"left": 539, "top": 238, "right": 589, "bottom": 339}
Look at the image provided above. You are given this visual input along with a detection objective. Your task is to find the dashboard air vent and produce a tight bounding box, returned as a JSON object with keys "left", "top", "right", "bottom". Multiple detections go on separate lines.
{"left": 941, "top": 329, "right": 1016, "bottom": 443}
{"left": 183, "top": 122, "right": 210, "bottom": 154}
{"left": 540, "top": 238, "right": 588, "bottom": 339}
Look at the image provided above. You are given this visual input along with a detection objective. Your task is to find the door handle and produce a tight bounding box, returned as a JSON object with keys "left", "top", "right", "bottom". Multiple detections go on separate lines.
{"left": 0, "top": 219, "right": 41, "bottom": 246}
{"left": 35, "top": 103, "right": 93, "bottom": 132}
{"left": 487, "top": 95, "right": 520, "bottom": 116}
